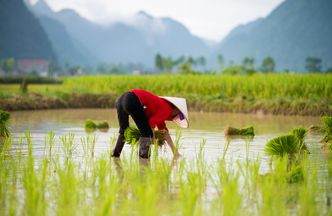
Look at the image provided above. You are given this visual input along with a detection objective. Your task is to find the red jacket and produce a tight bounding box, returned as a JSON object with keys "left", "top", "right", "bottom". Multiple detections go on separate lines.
{"left": 130, "top": 89, "right": 173, "bottom": 130}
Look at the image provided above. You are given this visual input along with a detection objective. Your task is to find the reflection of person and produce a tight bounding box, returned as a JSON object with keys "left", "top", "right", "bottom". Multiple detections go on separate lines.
{"left": 112, "top": 89, "right": 189, "bottom": 159}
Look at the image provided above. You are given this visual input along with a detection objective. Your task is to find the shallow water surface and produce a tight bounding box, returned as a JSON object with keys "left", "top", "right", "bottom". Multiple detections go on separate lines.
{"left": 8, "top": 109, "right": 323, "bottom": 171}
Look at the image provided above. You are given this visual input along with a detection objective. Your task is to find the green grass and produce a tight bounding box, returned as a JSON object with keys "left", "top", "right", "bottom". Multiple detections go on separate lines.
{"left": 1, "top": 131, "right": 332, "bottom": 215}
{"left": 321, "top": 116, "right": 332, "bottom": 150}
{"left": 124, "top": 126, "right": 166, "bottom": 145}
{"left": 1, "top": 74, "right": 332, "bottom": 115}
{"left": 0, "top": 110, "right": 10, "bottom": 137}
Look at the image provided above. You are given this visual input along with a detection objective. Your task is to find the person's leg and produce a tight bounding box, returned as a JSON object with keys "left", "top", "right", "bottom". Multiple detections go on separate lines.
{"left": 122, "top": 92, "right": 153, "bottom": 158}
{"left": 122, "top": 92, "right": 153, "bottom": 137}
{"left": 112, "top": 93, "right": 130, "bottom": 157}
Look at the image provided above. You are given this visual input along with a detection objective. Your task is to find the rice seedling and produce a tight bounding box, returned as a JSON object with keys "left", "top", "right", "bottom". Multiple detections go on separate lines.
{"left": 97, "top": 120, "right": 109, "bottom": 132}
{"left": 84, "top": 119, "right": 109, "bottom": 132}
{"left": 44, "top": 131, "right": 55, "bottom": 159}
{"left": 265, "top": 131, "right": 309, "bottom": 158}
{"left": 291, "top": 128, "right": 307, "bottom": 141}
{"left": 80, "top": 134, "right": 97, "bottom": 158}
{"left": 60, "top": 133, "right": 77, "bottom": 159}
{"left": 1, "top": 128, "right": 331, "bottom": 216}
{"left": 0, "top": 110, "right": 10, "bottom": 138}
{"left": 84, "top": 119, "right": 97, "bottom": 132}
{"left": 124, "top": 126, "right": 166, "bottom": 146}
{"left": 224, "top": 126, "right": 255, "bottom": 136}
{"left": 321, "top": 116, "right": 332, "bottom": 149}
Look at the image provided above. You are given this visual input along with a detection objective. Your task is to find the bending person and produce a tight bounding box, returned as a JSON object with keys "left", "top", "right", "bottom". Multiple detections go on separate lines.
{"left": 112, "top": 89, "right": 189, "bottom": 159}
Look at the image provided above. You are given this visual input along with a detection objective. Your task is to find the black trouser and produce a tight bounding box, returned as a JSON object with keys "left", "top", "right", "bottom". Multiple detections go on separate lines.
{"left": 116, "top": 92, "right": 153, "bottom": 137}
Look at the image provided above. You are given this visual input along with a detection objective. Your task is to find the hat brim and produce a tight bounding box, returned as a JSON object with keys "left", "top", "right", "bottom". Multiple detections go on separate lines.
{"left": 159, "top": 96, "right": 189, "bottom": 128}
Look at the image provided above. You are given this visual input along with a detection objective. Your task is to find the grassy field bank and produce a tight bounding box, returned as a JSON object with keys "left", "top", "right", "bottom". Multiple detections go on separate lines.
{"left": 0, "top": 74, "right": 331, "bottom": 115}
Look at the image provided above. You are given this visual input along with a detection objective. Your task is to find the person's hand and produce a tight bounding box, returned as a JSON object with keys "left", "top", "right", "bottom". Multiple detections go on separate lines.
{"left": 173, "top": 152, "right": 182, "bottom": 159}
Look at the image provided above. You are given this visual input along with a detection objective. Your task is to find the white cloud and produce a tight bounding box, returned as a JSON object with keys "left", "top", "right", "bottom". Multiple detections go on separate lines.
{"left": 37, "top": 0, "right": 284, "bottom": 41}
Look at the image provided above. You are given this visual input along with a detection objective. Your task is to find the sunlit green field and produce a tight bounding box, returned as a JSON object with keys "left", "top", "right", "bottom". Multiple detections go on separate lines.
{"left": 1, "top": 74, "right": 332, "bottom": 115}
{"left": 1, "top": 131, "right": 332, "bottom": 216}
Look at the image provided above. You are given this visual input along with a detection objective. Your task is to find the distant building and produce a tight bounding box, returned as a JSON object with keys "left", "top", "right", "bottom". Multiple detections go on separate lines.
{"left": 132, "top": 70, "right": 142, "bottom": 75}
{"left": 16, "top": 60, "right": 49, "bottom": 76}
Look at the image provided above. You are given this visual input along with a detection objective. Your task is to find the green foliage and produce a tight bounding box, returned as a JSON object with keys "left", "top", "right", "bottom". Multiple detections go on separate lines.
{"left": 291, "top": 128, "right": 307, "bottom": 142}
{"left": 124, "top": 126, "right": 141, "bottom": 144}
{"left": 0, "top": 76, "right": 62, "bottom": 84}
{"left": 0, "top": 110, "right": 10, "bottom": 137}
{"left": 84, "top": 119, "right": 109, "bottom": 132}
{"left": 221, "top": 65, "right": 246, "bottom": 75}
{"left": 224, "top": 126, "right": 255, "bottom": 136}
{"left": 178, "top": 63, "right": 192, "bottom": 74}
{"left": 321, "top": 116, "right": 332, "bottom": 135}
{"left": 217, "top": 54, "right": 225, "bottom": 71}
{"left": 260, "top": 56, "right": 276, "bottom": 73}
{"left": 321, "top": 116, "right": 332, "bottom": 147}
{"left": 326, "top": 67, "right": 332, "bottom": 73}
{"left": 1, "top": 74, "right": 332, "bottom": 115}
{"left": 155, "top": 53, "right": 164, "bottom": 71}
{"left": 124, "top": 126, "right": 166, "bottom": 145}
{"left": 0, "top": 131, "right": 330, "bottom": 215}
{"left": 154, "top": 53, "right": 178, "bottom": 72}
{"left": 242, "top": 56, "right": 255, "bottom": 70}
{"left": 97, "top": 121, "right": 109, "bottom": 129}
{"left": 20, "top": 78, "right": 28, "bottom": 94}
{"left": 84, "top": 119, "right": 97, "bottom": 130}
{"left": 154, "top": 54, "right": 206, "bottom": 73}
{"left": 265, "top": 134, "right": 308, "bottom": 158}
{"left": 2, "top": 58, "right": 15, "bottom": 73}
{"left": 305, "top": 57, "right": 322, "bottom": 73}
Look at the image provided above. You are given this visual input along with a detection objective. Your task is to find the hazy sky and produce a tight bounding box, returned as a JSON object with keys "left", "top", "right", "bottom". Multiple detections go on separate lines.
{"left": 31, "top": 0, "right": 284, "bottom": 41}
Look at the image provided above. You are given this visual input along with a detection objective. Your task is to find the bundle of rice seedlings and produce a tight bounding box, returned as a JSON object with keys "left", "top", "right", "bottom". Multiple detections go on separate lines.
{"left": 287, "top": 166, "right": 304, "bottom": 184}
{"left": 124, "top": 127, "right": 166, "bottom": 146}
{"left": 84, "top": 119, "right": 110, "bottom": 132}
{"left": 307, "top": 125, "right": 323, "bottom": 135}
{"left": 265, "top": 134, "right": 309, "bottom": 158}
{"left": 124, "top": 127, "right": 141, "bottom": 144}
{"left": 291, "top": 128, "right": 307, "bottom": 142}
{"left": 224, "top": 126, "right": 255, "bottom": 136}
{"left": 0, "top": 110, "right": 10, "bottom": 137}
{"left": 97, "top": 121, "right": 109, "bottom": 129}
{"left": 84, "top": 119, "right": 97, "bottom": 132}
{"left": 321, "top": 116, "right": 332, "bottom": 145}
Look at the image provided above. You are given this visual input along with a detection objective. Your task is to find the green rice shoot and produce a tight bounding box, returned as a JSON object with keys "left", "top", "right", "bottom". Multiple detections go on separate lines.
{"left": 124, "top": 126, "right": 166, "bottom": 146}
{"left": 0, "top": 110, "right": 10, "bottom": 137}
{"left": 224, "top": 126, "right": 255, "bottom": 136}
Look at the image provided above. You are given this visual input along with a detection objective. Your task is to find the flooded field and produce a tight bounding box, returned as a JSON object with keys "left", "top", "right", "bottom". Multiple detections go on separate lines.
{"left": 1, "top": 109, "right": 331, "bottom": 215}
{"left": 8, "top": 109, "right": 322, "bottom": 164}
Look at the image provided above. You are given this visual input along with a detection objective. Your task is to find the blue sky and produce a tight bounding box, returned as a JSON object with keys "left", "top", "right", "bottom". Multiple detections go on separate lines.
{"left": 30, "top": 0, "right": 284, "bottom": 41}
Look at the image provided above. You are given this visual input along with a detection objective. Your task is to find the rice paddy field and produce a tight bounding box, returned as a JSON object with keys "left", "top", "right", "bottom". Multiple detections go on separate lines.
{"left": 1, "top": 74, "right": 332, "bottom": 215}
{"left": 1, "top": 109, "right": 332, "bottom": 216}
{"left": 1, "top": 74, "right": 332, "bottom": 115}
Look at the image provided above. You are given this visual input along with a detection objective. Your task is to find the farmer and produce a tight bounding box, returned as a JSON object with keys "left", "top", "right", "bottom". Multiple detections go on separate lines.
{"left": 112, "top": 89, "right": 189, "bottom": 159}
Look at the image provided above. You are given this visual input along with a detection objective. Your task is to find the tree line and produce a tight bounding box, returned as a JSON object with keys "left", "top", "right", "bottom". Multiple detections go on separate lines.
{"left": 1, "top": 55, "right": 331, "bottom": 77}
{"left": 154, "top": 53, "right": 332, "bottom": 75}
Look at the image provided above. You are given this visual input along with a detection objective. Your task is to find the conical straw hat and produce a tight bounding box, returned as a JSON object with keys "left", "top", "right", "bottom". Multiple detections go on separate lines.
{"left": 159, "top": 96, "right": 189, "bottom": 128}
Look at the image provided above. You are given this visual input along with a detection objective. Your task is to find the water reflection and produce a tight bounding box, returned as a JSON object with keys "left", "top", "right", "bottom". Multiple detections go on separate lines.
{"left": 7, "top": 109, "right": 324, "bottom": 174}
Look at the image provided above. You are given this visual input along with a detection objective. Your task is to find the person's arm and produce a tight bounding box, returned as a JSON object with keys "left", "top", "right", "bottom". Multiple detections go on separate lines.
{"left": 164, "top": 131, "right": 181, "bottom": 158}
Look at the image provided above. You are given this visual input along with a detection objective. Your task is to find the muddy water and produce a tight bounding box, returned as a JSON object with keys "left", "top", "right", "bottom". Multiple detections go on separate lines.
{"left": 8, "top": 109, "right": 324, "bottom": 173}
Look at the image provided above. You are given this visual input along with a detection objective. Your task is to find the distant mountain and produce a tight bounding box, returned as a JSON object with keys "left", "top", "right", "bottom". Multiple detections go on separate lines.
{"left": 38, "top": 16, "right": 95, "bottom": 66}
{"left": 216, "top": 0, "right": 332, "bottom": 71}
{"left": 30, "top": 0, "right": 210, "bottom": 67}
{"left": 0, "top": 0, "right": 55, "bottom": 61}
